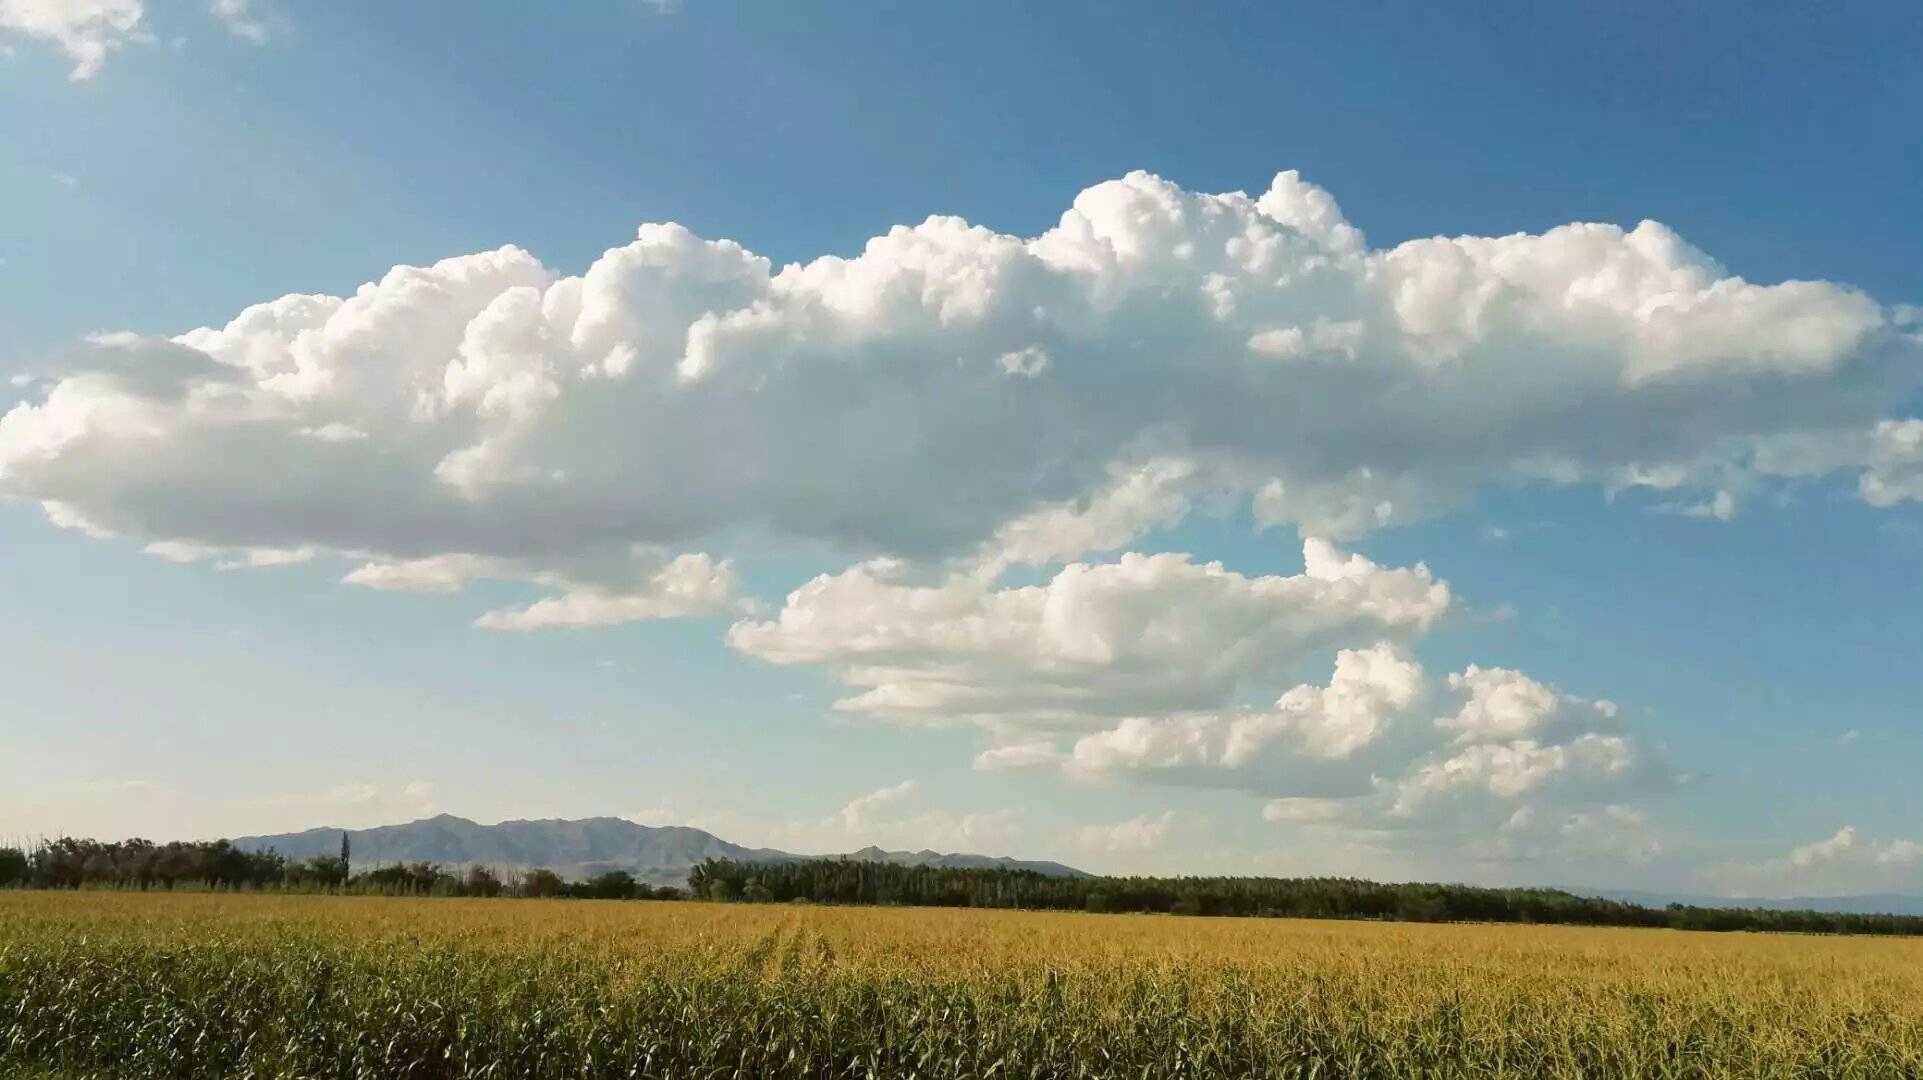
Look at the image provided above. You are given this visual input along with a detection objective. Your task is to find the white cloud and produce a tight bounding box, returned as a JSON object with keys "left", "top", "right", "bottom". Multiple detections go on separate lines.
{"left": 751, "top": 780, "right": 1024, "bottom": 856}
{"left": 471, "top": 552, "right": 738, "bottom": 629}
{"left": 972, "top": 457, "right": 1195, "bottom": 575}
{"left": 834, "top": 779, "right": 918, "bottom": 831}
{"left": 298, "top": 422, "right": 367, "bottom": 442}
{"left": 208, "top": 0, "right": 268, "bottom": 42}
{"left": 1069, "top": 811, "right": 1177, "bottom": 854}
{"left": 142, "top": 537, "right": 222, "bottom": 563}
{"left": 1706, "top": 826, "right": 1923, "bottom": 896}
{"left": 0, "top": 0, "right": 145, "bottom": 79}
{"left": 1261, "top": 797, "right": 1342, "bottom": 823}
{"left": 996, "top": 345, "right": 1051, "bottom": 378}
{"left": 337, "top": 548, "right": 739, "bottom": 626}
{"left": 729, "top": 539, "right": 1448, "bottom": 730}
{"left": 1391, "top": 732, "right": 1642, "bottom": 810}
{"left": 973, "top": 740, "right": 1061, "bottom": 770}
{"left": 1055, "top": 643, "right": 1665, "bottom": 865}
{"left": 1439, "top": 664, "right": 1617, "bottom": 744}
{"left": 1066, "top": 642, "right": 1429, "bottom": 797}
{"left": 1487, "top": 804, "right": 1661, "bottom": 864}
{"left": 1860, "top": 419, "right": 1923, "bottom": 507}
{"left": 2, "top": 170, "right": 1914, "bottom": 626}
{"left": 342, "top": 552, "right": 495, "bottom": 593}
{"left": 142, "top": 537, "right": 315, "bottom": 569}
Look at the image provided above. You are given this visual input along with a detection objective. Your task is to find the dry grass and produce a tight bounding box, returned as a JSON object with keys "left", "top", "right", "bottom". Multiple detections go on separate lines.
{"left": 5, "top": 891, "right": 1922, "bottom": 1077}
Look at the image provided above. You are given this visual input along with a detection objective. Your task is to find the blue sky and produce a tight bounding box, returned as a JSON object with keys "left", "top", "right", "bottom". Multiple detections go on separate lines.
{"left": 3, "top": 1, "right": 1920, "bottom": 895}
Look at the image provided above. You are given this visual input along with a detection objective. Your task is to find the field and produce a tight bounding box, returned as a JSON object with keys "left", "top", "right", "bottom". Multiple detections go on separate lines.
{"left": 4, "top": 893, "right": 1923, "bottom": 1078}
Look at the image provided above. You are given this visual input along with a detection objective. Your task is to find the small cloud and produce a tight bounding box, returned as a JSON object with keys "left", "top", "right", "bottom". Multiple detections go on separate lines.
{"left": 53, "top": 173, "right": 77, "bottom": 188}
{"left": 8, "top": 373, "right": 33, "bottom": 389}
{"left": 1688, "top": 490, "right": 1738, "bottom": 520}
{"left": 1471, "top": 602, "right": 1519, "bottom": 624}
{"left": 1839, "top": 729, "right": 1860, "bottom": 747}
{"left": 1656, "top": 489, "right": 1739, "bottom": 520}
{"left": 297, "top": 422, "right": 369, "bottom": 442}
{"left": 1262, "top": 798, "right": 1342, "bottom": 823}
{"left": 143, "top": 539, "right": 222, "bottom": 564}
{"left": 1068, "top": 811, "right": 1179, "bottom": 854}
{"left": 974, "top": 741, "right": 1060, "bottom": 770}
{"left": 210, "top": 0, "right": 273, "bottom": 43}
{"left": 836, "top": 780, "right": 918, "bottom": 831}
{"left": 997, "top": 346, "right": 1050, "bottom": 378}
{"left": 1481, "top": 525, "right": 1511, "bottom": 542}
{"left": 216, "top": 545, "right": 316, "bottom": 570}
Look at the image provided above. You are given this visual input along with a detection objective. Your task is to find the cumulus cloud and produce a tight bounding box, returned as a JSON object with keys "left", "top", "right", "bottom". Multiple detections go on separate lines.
{"left": 729, "top": 539, "right": 1448, "bottom": 730}
{"left": 0, "top": 0, "right": 145, "bottom": 78}
{"left": 0, "top": 168, "right": 1910, "bottom": 869}
{"left": 1439, "top": 664, "right": 1618, "bottom": 744}
{"left": 1706, "top": 826, "right": 1923, "bottom": 896}
{"left": 1066, "top": 642, "right": 1430, "bottom": 797}
{"left": 1068, "top": 811, "right": 1178, "bottom": 854}
{"left": 3, "top": 170, "right": 1916, "bottom": 625}
{"left": 1055, "top": 642, "right": 1665, "bottom": 861}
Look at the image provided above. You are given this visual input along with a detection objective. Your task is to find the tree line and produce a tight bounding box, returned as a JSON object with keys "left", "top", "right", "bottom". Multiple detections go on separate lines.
{"left": 12, "top": 836, "right": 1922, "bottom": 936}
{"left": 685, "top": 858, "right": 1923, "bottom": 936}
{"left": 0, "top": 837, "right": 683, "bottom": 900}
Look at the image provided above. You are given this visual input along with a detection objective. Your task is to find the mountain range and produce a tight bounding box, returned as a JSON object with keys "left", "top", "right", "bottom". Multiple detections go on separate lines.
{"left": 1567, "top": 887, "right": 1923, "bottom": 917}
{"left": 232, "top": 815, "right": 1923, "bottom": 915}
{"left": 232, "top": 814, "right": 1085, "bottom": 887}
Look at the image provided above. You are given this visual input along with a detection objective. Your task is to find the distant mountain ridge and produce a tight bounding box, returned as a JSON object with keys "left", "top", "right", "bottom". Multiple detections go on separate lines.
{"left": 232, "top": 814, "right": 1084, "bottom": 887}
{"left": 1567, "top": 886, "right": 1923, "bottom": 917}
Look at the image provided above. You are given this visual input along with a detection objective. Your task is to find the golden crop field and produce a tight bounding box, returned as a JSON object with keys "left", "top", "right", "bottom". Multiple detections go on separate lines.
{"left": 5, "top": 891, "right": 1923, "bottom": 1079}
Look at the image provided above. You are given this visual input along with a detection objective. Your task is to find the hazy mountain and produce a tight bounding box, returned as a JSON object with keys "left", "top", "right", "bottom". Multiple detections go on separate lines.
{"left": 840, "top": 845, "right": 1084, "bottom": 878}
{"left": 1566, "top": 886, "right": 1923, "bottom": 917}
{"left": 233, "top": 814, "right": 1084, "bottom": 887}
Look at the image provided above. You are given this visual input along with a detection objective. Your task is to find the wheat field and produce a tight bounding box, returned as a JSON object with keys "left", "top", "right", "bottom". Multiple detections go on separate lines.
{"left": 4, "top": 891, "right": 1922, "bottom": 1078}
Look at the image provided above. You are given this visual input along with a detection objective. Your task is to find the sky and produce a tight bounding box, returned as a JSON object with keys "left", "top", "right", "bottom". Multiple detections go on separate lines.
{"left": 2, "top": 0, "right": 1921, "bottom": 897}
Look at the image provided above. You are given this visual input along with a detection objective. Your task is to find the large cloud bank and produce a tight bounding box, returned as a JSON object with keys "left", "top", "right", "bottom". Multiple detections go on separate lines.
{"left": 4, "top": 169, "right": 1917, "bottom": 863}
{"left": 6, "top": 170, "right": 1918, "bottom": 623}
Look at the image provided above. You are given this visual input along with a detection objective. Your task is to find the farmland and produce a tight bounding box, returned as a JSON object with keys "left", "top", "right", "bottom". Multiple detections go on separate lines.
{"left": 5, "top": 892, "right": 1923, "bottom": 1078}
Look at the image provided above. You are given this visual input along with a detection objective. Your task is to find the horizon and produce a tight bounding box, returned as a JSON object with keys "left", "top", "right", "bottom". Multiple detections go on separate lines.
{"left": 18, "top": 809, "right": 1923, "bottom": 907}
{"left": 5, "top": 1, "right": 1922, "bottom": 905}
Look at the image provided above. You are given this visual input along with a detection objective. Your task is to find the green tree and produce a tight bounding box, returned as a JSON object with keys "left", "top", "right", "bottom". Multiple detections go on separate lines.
{"left": 519, "top": 868, "right": 567, "bottom": 898}
{"left": 581, "top": 870, "right": 636, "bottom": 900}
{"left": 0, "top": 846, "right": 26, "bottom": 887}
